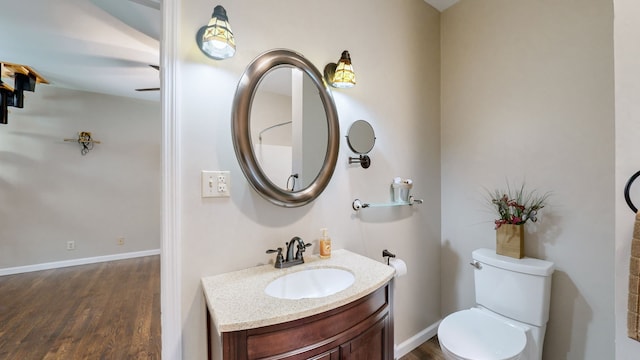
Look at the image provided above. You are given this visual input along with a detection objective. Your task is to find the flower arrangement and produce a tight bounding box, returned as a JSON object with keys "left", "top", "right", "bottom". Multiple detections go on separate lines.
{"left": 489, "top": 183, "right": 550, "bottom": 229}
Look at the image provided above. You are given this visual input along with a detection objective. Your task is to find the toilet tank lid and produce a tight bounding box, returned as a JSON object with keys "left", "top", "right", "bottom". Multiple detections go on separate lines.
{"left": 473, "top": 248, "right": 554, "bottom": 276}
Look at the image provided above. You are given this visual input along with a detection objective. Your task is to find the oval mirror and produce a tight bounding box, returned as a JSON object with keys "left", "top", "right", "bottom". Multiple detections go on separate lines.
{"left": 346, "top": 120, "right": 375, "bottom": 154}
{"left": 232, "top": 49, "right": 340, "bottom": 208}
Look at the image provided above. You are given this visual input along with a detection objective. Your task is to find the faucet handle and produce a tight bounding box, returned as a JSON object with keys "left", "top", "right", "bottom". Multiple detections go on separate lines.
{"left": 266, "top": 247, "right": 284, "bottom": 268}
{"left": 295, "top": 239, "right": 312, "bottom": 260}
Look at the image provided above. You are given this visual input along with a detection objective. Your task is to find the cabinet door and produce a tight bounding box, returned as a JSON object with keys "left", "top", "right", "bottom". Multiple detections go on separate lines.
{"left": 215, "top": 283, "right": 393, "bottom": 360}
{"left": 309, "top": 348, "right": 340, "bottom": 360}
{"left": 340, "top": 316, "right": 389, "bottom": 360}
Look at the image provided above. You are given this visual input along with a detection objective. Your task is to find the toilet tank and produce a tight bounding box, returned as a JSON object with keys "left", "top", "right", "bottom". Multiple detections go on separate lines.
{"left": 472, "top": 248, "right": 554, "bottom": 327}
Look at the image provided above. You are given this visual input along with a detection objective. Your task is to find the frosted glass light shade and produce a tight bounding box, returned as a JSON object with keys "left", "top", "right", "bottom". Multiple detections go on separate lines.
{"left": 199, "top": 5, "right": 236, "bottom": 60}
{"left": 325, "top": 51, "right": 356, "bottom": 88}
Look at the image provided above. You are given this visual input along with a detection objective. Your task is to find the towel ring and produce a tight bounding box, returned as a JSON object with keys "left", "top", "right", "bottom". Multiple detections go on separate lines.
{"left": 624, "top": 170, "right": 640, "bottom": 213}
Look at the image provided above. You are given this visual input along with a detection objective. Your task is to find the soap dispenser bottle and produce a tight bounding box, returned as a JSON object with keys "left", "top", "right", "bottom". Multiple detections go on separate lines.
{"left": 319, "top": 228, "right": 331, "bottom": 259}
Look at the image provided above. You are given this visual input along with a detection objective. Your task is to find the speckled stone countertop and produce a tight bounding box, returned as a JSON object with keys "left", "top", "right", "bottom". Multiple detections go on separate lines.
{"left": 201, "top": 249, "right": 395, "bottom": 333}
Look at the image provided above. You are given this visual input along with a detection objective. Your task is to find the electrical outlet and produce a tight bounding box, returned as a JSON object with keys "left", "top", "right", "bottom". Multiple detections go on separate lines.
{"left": 67, "top": 241, "right": 75, "bottom": 250}
{"left": 117, "top": 237, "right": 125, "bottom": 246}
{"left": 201, "top": 171, "right": 230, "bottom": 198}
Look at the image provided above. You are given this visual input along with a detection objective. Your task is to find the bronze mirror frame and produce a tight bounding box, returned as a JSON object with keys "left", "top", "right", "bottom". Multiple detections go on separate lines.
{"left": 231, "top": 49, "right": 340, "bottom": 207}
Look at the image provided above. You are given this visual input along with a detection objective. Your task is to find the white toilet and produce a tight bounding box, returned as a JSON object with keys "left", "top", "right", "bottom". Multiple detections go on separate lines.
{"left": 437, "top": 248, "right": 554, "bottom": 360}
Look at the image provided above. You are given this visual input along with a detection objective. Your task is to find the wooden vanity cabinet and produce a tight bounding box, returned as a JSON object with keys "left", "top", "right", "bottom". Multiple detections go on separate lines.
{"left": 208, "top": 282, "right": 393, "bottom": 360}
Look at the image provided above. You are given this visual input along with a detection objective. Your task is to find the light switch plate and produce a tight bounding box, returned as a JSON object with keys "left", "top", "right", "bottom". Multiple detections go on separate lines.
{"left": 202, "top": 171, "right": 230, "bottom": 198}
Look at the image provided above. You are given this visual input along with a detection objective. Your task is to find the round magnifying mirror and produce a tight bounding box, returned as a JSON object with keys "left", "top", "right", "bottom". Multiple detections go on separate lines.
{"left": 347, "top": 120, "right": 375, "bottom": 154}
{"left": 347, "top": 120, "right": 375, "bottom": 169}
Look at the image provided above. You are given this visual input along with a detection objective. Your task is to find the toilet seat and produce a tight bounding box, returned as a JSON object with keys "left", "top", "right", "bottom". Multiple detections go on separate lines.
{"left": 438, "top": 308, "right": 527, "bottom": 360}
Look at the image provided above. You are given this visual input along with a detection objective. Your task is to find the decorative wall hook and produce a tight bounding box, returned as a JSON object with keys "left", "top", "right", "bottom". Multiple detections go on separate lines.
{"left": 64, "top": 131, "right": 101, "bottom": 155}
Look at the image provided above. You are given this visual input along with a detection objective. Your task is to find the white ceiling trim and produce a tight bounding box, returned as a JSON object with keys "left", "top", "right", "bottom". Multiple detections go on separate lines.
{"left": 424, "top": 0, "right": 459, "bottom": 12}
{"left": 129, "top": 0, "right": 161, "bottom": 11}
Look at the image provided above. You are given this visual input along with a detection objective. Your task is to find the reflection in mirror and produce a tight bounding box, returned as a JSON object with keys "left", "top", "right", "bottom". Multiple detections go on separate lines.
{"left": 232, "top": 49, "right": 340, "bottom": 207}
{"left": 347, "top": 120, "right": 375, "bottom": 169}
{"left": 251, "top": 67, "right": 328, "bottom": 191}
{"left": 347, "top": 120, "right": 375, "bottom": 154}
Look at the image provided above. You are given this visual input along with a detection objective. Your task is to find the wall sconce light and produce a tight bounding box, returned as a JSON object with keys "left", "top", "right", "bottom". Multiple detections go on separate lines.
{"left": 324, "top": 50, "right": 356, "bottom": 88}
{"left": 196, "top": 5, "right": 236, "bottom": 60}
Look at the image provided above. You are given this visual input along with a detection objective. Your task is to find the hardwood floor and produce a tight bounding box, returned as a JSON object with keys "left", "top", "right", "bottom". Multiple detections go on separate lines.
{"left": 0, "top": 254, "right": 443, "bottom": 359}
{"left": 0, "top": 255, "right": 160, "bottom": 359}
{"left": 399, "top": 336, "right": 445, "bottom": 360}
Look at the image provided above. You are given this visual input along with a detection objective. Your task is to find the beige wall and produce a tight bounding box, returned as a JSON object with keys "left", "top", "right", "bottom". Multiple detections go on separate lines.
{"left": 614, "top": 0, "right": 640, "bottom": 358}
{"left": 176, "top": 0, "right": 442, "bottom": 359}
{"left": 0, "top": 86, "right": 161, "bottom": 268}
{"left": 441, "top": 1, "right": 614, "bottom": 359}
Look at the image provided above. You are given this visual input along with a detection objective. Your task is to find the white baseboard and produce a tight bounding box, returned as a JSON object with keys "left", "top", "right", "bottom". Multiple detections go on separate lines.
{"left": 395, "top": 320, "right": 441, "bottom": 359}
{"left": 0, "top": 249, "right": 161, "bottom": 276}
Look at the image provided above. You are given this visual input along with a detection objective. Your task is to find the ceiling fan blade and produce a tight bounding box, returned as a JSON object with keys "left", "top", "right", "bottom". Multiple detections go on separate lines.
{"left": 135, "top": 65, "right": 160, "bottom": 91}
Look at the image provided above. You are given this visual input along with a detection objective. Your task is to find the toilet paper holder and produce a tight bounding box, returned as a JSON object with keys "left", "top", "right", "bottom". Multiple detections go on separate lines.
{"left": 382, "top": 249, "right": 396, "bottom": 265}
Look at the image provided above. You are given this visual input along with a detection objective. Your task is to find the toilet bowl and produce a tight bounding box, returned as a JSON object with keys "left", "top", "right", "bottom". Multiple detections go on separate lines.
{"left": 438, "top": 308, "right": 527, "bottom": 360}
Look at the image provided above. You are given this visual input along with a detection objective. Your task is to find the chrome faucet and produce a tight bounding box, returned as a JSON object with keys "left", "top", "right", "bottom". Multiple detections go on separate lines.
{"left": 266, "top": 236, "right": 311, "bottom": 268}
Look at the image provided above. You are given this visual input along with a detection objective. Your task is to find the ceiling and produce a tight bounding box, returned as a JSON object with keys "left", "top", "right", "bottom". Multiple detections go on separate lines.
{"left": 424, "top": 0, "right": 459, "bottom": 12}
{"left": 0, "top": 0, "right": 457, "bottom": 103}
{"left": 0, "top": 0, "right": 160, "bottom": 102}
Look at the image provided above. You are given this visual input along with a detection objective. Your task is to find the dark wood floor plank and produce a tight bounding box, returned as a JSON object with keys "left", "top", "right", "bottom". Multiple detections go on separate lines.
{"left": 400, "top": 335, "right": 445, "bottom": 360}
{"left": 0, "top": 255, "right": 161, "bottom": 359}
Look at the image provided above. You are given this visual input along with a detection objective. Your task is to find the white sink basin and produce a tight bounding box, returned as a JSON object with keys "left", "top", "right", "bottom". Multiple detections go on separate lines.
{"left": 264, "top": 268, "right": 355, "bottom": 300}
